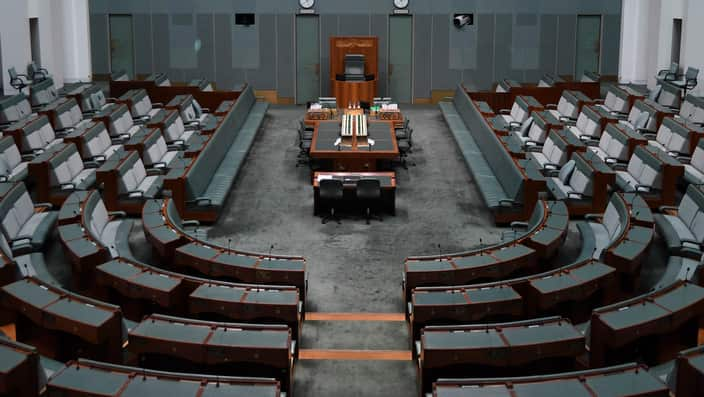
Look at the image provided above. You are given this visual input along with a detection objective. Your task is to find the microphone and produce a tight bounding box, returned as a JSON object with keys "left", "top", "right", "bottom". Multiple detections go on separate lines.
{"left": 684, "top": 266, "right": 691, "bottom": 284}
{"left": 228, "top": 238, "right": 232, "bottom": 254}
{"left": 269, "top": 244, "right": 274, "bottom": 256}
{"left": 480, "top": 238, "right": 483, "bottom": 255}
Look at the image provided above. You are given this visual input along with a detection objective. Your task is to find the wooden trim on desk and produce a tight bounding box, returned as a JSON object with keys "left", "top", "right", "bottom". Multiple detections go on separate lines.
{"left": 312, "top": 172, "right": 397, "bottom": 188}
{"left": 309, "top": 121, "right": 399, "bottom": 159}
{"left": 306, "top": 312, "right": 405, "bottom": 322}
{"left": 299, "top": 349, "right": 411, "bottom": 361}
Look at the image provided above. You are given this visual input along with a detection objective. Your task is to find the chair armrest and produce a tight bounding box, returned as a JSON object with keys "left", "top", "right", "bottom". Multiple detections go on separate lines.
{"left": 635, "top": 184, "right": 653, "bottom": 193}
{"left": 526, "top": 145, "right": 542, "bottom": 152}
{"left": 189, "top": 197, "right": 212, "bottom": 206}
{"left": 167, "top": 144, "right": 184, "bottom": 151}
{"left": 637, "top": 128, "right": 656, "bottom": 137}
{"left": 128, "top": 190, "right": 144, "bottom": 198}
{"left": 593, "top": 99, "right": 605, "bottom": 104}
{"left": 84, "top": 161, "right": 100, "bottom": 169}
{"left": 658, "top": 205, "right": 678, "bottom": 213}
{"left": 0, "top": 175, "right": 7, "bottom": 183}
{"left": 201, "top": 107, "right": 211, "bottom": 113}
{"left": 543, "top": 163, "right": 560, "bottom": 170}
{"left": 92, "top": 154, "right": 107, "bottom": 162}
{"left": 567, "top": 192, "right": 584, "bottom": 200}
{"left": 499, "top": 109, "right": 511, "bottom": 115}
{"left": 676, "top": 155, "right": 691, "bottom": 164}
{"left": 146, "top": 168, "right": 162, "bottom": 176}
{"left": 524, "top": 140, "right": 541, "bottom": 148}
{"left": 34, "top": 202, "right": 53, "bottom": 210}
{"left": 510, "top": 221, "right": 529, "bottom": 230}
{"left": 546, "top": 104, "right": 557, "bottom": 109}
{"left": 182, "top": 220, "right": 201, "bottom": 227}
{"left": 152, "top": 102, "right": 164, "bottom": 108}
{"left": 611, "top": 162, "right": 627, "bottom": 170}
{"left": 498, "top": 199, "right": 516, "bottom": 207}
{"left": 60, "top": 183, "right": 75, "bottom": 190}
{"left": 108, "top": 211, "right": 127, "bottom": 218}
{"left": 21, "top": 154, "right": 35, "bottom": 161}
{"left": 585, "top": 214, "right": 602, "bottom": 221}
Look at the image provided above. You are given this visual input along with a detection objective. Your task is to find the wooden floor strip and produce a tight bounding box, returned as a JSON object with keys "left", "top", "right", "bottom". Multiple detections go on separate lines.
{"left": 299, "top": 349, "right": 411, "bottom": 361}
{"left": 306, "top": 312, "right": 405, "bottom": 322}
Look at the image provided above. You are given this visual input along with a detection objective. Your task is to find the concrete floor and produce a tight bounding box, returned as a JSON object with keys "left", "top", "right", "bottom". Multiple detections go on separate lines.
{"left": 44, "top": 104, "right": 671, "bottom": 397}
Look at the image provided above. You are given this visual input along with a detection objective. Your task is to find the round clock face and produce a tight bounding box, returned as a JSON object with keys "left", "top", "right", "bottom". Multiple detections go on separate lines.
{"left": 300, "top": 0, "right": 315, "bottom": 9}
{"left": 394, "top": 0, "right": 409, "bottom": 8}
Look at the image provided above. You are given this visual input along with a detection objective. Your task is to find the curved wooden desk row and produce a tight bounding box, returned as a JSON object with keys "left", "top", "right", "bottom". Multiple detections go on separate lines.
{"left": 414, "top": 281, "right": 704, "bottom": 394}
{"left": 675, "top": 345, "right": 704, "bottom": 397}
{"left": 0, "top": 336, "right": 43, "bottom": 397}
{"left": 403, "top": 200, "right": 569, "bottom": 300}
{"left": 417, "top": 316, "right": 584, "bottom": 394}
{"left": 96, "top": 257, "right": 302, "bottom": 338}
{"left": 49, "top": 359, "right": 283, "bottom": 397}
{"left": 432, "top": 363, "right": 667, "bottom": 397}
{"left": 128, "top": 314, "right": 294, "bottom": 392}
{"left": 0, "top": 278, "right": 298, "bottom": 393}
{"left": 409, "top": 259, "right": 617, "bottom": 341}
{"left": 142, "top": 199, "right": 307, "bottom": 301}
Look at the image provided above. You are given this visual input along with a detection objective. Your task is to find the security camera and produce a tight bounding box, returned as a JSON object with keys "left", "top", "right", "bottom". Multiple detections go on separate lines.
{"left": 453, "top": 14, "right": 474, "bottom": 29}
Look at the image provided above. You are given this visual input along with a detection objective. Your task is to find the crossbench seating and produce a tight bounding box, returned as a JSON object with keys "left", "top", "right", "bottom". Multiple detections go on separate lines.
{"left": 655, "top": 184, "right": 704, "bottom": 259}
{"left": 496, "top": 78, "right": 522, "bottom": 93}
{"left": 537, "top": 72, "right": 565, "bottom": 88}
{"left": 682, "top": 138, "right": 704, "bottom": 184}
{"left": 28, "top": 78, "right": 58, "bottom": 108}
{"left": 188, "top": 78, "right": 214, "bottom": 91}
{"left": 116, "top": 88, "right": 163, "bottom": 122}
{"left": 615, "top": 145, "right": 683, "bottom": 207}
{"left": 491, "top": 95, "right": 543, "bottom": 131}
{"left": 142, "top": 198, "right": 308, "bottom": 301}
{"left": 431, "top": 363, "right": 668, "bottom": 397}
{"left": 566, "top": 104, "right": 620, "bottom": 143}
{"left": 581, "top": 192, "right": 654, "bottom": 277}
{"left": 417, "top": 316, "right": 585, "bottom": 394}
{"left": 0, "top": 136, "right": 29, "bottom": 183}
{"left": 675, "top": 345, "right": 704, "bottom": 397}
{"left": 654, "top": 80, "right": 683, "bottom": 110}
{"left": 146, "top": 108, "right": 206, "bottom": 153}
{"left": 647, "top": 116, "right": 704, "bottom": 158}
{"left": 96, "top": 256, "right": 302, "bottom": 337}
{"left": 403, "top": 200, "right": 568, "bottom": 300}
{"left": 0, "top": 94, "right": 34, "bottom": 129}
{"left": 63, "top": 121, "right": 123, "bottom": 165}
{"left": 62, "top": 83, "right": 107, "bottom": 114}
{"left": 145, "top": 72, "right": 171, "bottom": 86}
{"left": 128, "top": 314, "right": 295, "bottom": 393}
{"left": 546, "top": 90, "right": 594, "bottom": 122}
{"left": 47, "top": 359, "right": 285, "bottom": 396}
{"left": 124, "top": 127, "right": 186, "bottom": 172}
{"left": 58, "top": 190, "right": 132, "bottom": 289}
{"left": 96, "top": 150, "right": 163, "bottom": 214}
{"left": 588, "top": 123, "right": 648, "bottom": 167}
{"left": 92, "top": 103, "right": 144, "bottom": 142}
{"left": 617, "top": 99, "right": 656, "bottom": 134}
{"left": 37, "top": 96, "right": 85, "bottom": 133}
{"left": 0, "top": 277, "right": 127, "bottom": 363}
{"left": 595, "top": 85, "right": 645, "bottom": 116}
{"left": 0, "top": 336, "right": 45, "bottom": 397}
{"left": 165, "top": 94, "right": 217, "bottom": 131}
{"left": 0, "top": 182, "right": 57, "bottom": 256}
{"left": 642, "top": 98, "right": 678, "bottom": 130}
{"left": 523, "top": 129, "right": 586, "bottom": 173}
{"left": 652, "top": 254, "right": 704, "bottom": 291}
{"left": 440, "top": 86, "right": 546, "bottom": 224}
{"left": 546, "top": 151, "right": 615, "bottom": 216}
{"left": 3, "top": 114, "right": 63, "bottom": 159}
{"left": 29, "top": 143, "right": 97, "bottom": 205}
{"left": 410, "top": 256, "right": 616, "bottom": 342}
{"left": 677, "top": 94, "right": 704, "bottom": 125}
{"left": 504, "top": 110, "right": 565, "bottom": 153}
{"left": 163, "top": 85, "right": 270, "bottom": 221}
{"left": 589, "top": 280, "right": 704, "bottom": 367}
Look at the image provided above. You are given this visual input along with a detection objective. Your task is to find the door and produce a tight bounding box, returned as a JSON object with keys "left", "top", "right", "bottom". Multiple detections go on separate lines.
{"left": 575, "top": 15, "right": 602, "bottom": 77}
{"left": 109, "top": 15, "right": 135, "bottom": 79}
{"left": 388, "top": 15, "right": 413, "bottom": 103}
{"left": 29, "top": 18, "right": 41, "bottom": 66}
{"left": 671, "top": 18, "right": 683, "bottom": 65}
{"left": 296, "top": 15, "right": 320, "bottom": 104}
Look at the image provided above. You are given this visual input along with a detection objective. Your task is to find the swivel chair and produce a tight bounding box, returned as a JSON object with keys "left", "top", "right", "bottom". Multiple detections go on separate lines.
{"left": 356, "top": 178, "right": 382, "bottom": 224}
{"left": 320, "top": 179, "right": 344, "bottom": 224}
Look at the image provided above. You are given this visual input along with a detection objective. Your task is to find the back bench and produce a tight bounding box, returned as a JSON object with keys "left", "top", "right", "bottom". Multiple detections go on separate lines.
{"left": 163, "top": 85, "right": 270, "bottom": 221}
{"left": 440, "top": 85, "right": 545, "bottom": 224}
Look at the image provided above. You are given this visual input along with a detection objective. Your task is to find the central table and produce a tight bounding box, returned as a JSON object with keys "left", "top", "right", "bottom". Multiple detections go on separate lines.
{"left": 310, "top": 121, "right": 399, "bottom": 172}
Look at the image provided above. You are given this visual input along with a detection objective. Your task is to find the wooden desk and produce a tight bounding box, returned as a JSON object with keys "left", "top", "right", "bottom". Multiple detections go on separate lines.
{"left": 332, "top": 79, "right": 377, "bottom": 109}
{"left": 310, "top": 121, "right": 398, "bottom": 171}
{"left": 313, "top": 171, "right": 396, "bottom": 215}
{"left": 305, "top": 109, "right": 405, "bottom": 129}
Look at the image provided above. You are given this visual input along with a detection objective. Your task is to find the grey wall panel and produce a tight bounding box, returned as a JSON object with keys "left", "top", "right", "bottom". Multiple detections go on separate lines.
{"left": 432, "top": 15, "right": 461, "bottom": 90}
{"left": 470, "top": 14, "right": 494, "bottom": 90}
{"left": 539, "top": 15, "right": 558, "bottom": 76}
{"left": 338, "top": 14, "right": 370, "bottom": 36}
{"left": 151, "top": 14, "right": 170, "bottom": 78}
{"left": 370, "top": 14, "right": 388, "bottom": 97}
{"left": 413, "top": 15, "right": 432, "bottom": 99}
{"left": 556, "top": 15, "right": 577, "bottom": 77}
{"left": 601, "top": 14, "right": 621, "bottom": 76}
{"left": 494, "top": 14, "right": 513, "bottom": 83}
{"left": 196, "top": 14, "right": 216, "bottom": 83}
{"left": 246, "top": 14, "right": 276, "bottom": 90}
{"left": 90, "top": 13, "right": 109, "bottom": 75}
{"left": 276, "top": 14, "right": 294, "bottom": 99}
{"left": 133, "top": 14, "right": 153, "bottom": 75}
{"left": 320, "top": 14, "right": 337, "bottom": 96}
{"left": 214, "top": 14, "right": 237, "bottom": 90}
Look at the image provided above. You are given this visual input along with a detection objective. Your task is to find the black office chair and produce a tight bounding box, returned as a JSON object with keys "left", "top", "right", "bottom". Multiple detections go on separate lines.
{"left": 299, "top": 119, "right": 314, "bottom": 140}
{"left": 296, "top": 127, "right": 312, "bottom": 168}
{"left": 356, "top": 178, "right": 382, "bottom": 224}
{"left": 8, "top": 67, "right": 30, "bottom": 92}
{"left": 656, "top": 62, "right": 679, "bottom": 83}
{"left": 320, "top": 179, "right": 344, "bottom": 224}
{"left": 359, "top": 101, "right": 370, "bottom": 112}
{"left": 673, "top": 67, "right": 699, "bottom": 97}
{"left": 395, "top": 118, "right": 410, "bottom": 139}
{"left": 396, "top": 128, "right": 415, "bottom": 169}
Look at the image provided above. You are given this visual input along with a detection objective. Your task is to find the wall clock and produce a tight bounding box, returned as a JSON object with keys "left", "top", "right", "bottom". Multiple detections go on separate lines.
{"left": 394, "top": 0, "right": 409, "bottom": 9}
{"left": 300, "top": 0, "right": 315, "bottom": 9}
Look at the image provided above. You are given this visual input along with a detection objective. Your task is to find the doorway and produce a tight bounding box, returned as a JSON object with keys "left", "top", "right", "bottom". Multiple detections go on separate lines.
{"left": 388, "top": 15, "right": 413, "bottom": 103}
{"left": 29, "top": 18, "right": 41, "bottom": 67}
{"left": 109, "top": 14, "right": 135, "bottom": 79}
{"left": 296, "top": 15, "right": 320, "bottom": 105}
{"left": 671, "top": 18, "right": 682, "bottom": 65}
{"left": 575, "top": 15, "right": 602, "bottom": 78}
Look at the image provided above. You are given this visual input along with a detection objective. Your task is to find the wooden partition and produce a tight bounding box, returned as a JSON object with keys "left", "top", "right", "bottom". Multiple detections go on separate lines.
{"left": 330, "top": 36, "right": 378, "bottom": 107}
{"left": 465, "top": 82, "right": 600, "bottom": 113}
{"left": 110, "top": 81, "right": 243, "bottom": 112}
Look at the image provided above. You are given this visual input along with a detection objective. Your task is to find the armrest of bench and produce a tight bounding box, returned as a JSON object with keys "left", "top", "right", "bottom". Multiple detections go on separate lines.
{"left": 498, "top": 199, "right": 517, "bottom": 207}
